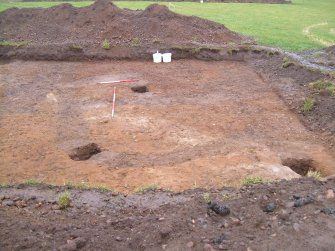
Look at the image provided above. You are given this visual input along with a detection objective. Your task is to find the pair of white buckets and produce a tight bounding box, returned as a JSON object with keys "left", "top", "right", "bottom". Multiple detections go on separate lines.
{"left": 153, "top": 51, "right": 172, "bottom": 63}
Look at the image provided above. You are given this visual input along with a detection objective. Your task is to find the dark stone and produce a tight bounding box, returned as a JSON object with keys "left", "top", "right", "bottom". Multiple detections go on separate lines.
{"left": 293, "top": 195, "right": 314, "bottom": 207}
{"left": 321, "top": 208, "right": 335, "bottom": 215}
{"left": 263, "top": 202, "right": 276, "bottom": 213}
{"left": 208, "top": 201, "right": 230, "bottom": 216}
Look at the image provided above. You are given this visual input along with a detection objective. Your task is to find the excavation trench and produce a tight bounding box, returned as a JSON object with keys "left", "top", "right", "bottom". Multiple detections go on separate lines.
{"left": 0, "top": 60, "right": 333, "bottom": 193}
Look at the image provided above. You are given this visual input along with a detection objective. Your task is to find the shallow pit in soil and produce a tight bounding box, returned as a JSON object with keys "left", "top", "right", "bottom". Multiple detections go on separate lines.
{"left": 0, "top": 60, "right": 334, "bottom": 193}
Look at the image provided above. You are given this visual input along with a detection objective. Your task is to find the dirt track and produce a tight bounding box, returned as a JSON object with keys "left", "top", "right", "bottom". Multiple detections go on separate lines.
{"left": 0, "top": 59, "right": 334, "bottom": 192}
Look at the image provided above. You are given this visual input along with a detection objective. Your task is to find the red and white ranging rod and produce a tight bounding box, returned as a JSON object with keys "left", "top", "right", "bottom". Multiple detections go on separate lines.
{"left": 112, "top": 86, "right": 116, "bottom": 118}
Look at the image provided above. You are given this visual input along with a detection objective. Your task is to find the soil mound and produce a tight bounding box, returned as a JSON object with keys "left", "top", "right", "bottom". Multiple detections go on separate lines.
{"left": 0, "top": 0, "right": 253, "bottom": 60}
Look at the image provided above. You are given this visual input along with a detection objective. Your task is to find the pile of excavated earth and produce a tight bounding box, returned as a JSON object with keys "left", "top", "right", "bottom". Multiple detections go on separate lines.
{"left": 0, "top": 0, "right": 253, "bottom": 60}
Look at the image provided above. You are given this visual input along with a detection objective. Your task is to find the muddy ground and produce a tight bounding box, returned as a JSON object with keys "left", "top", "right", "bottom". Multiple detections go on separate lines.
{"left": 1, "top": 177, "right": 335, "bottom": 251}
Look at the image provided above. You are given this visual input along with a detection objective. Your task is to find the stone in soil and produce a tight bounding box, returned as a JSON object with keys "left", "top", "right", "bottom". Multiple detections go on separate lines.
{"left": 293, "top": 195, "right": 314, "bottom": 207}
{"left": 2, "top": 200, "right": 14, "bottom": 206}
{"left": 208, "top": 201, "right": 230, "bottom": 216}
{"left": 262, "top": 202, "right": 276, "bottom": 213}
{"left": 325, "top": 189, "right": 334, "bottom": 199}
{"left": 320, "top": 208, "right": 335, "bottom": 215}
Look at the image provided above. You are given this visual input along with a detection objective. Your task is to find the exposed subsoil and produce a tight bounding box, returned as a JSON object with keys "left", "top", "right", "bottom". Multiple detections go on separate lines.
{"left": 1, "top": 58, "right": 335, "bottom": 192}
{"left": 1, "top": 177, "right": 335, "bottom": 251}
{"left": 0, "top": 0, "right": 253, "bottom": 61}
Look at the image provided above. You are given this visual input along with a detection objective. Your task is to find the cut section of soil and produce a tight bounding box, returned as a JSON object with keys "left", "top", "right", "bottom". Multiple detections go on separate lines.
{"left": 0, "top": 0, "right": 253, "bottom": 60}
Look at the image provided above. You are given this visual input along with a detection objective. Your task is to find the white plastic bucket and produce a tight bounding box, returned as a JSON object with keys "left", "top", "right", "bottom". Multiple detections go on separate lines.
{"left": 153, "top": 51, "right": 162, "bottom": 63}
{"left": 162, "top": 53, "right": 172, "bottom": 63}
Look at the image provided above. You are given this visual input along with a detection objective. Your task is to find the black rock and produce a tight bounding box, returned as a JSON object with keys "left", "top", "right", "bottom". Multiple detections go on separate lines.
{"left": 213, "top": 234, "right": 226, "bottom": 244}
{"left": 321, "top": 208, "right": 335, "bottom": 215}
{"left": 263, "top": 202, "right": 276, "bottom": 213}
{"left": 208, "top": 201, "right": 230, "bottom": 216}
{"left": 293, "top": 195, "right": 314, "bottom": 207}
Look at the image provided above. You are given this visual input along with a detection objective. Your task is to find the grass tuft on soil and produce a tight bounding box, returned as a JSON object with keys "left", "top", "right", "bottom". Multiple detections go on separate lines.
{"left": 307, "top": 170, "right": 322, "bottom": 180}
{"left": 101, "top": 39, "right": 111, "bottom": 50}
{"left": 282, "top": 57, "right": 295, "bottom": 68}
{"left": 241, "top": 176, "right": 264, "bottom": 185}
{"left": 135, "top": 184, "right": 158, "bottom": 193}
{"left": 310, "top": 80, "right": 335, "bottom": 95}
{"left": 57, "top": 191, "right": 71, "bottom": 209}
{"left": 0, "top": 40, "right": 28, "bottom": 47}
{"left": 303, "top": 98, "right": 315, "bottom": 112}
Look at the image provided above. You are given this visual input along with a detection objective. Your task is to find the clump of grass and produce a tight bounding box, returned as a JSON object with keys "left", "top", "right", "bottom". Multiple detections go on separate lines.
{"left": 203, "top": 192, "right": 211, "bottom": 203}
{"left": 135, "top": 184, "right": 158, "bottom": 193}
{"left": 58, "top": 191, "right": 71, "bottom": 209}
{"left": 0, "top": 40, "right": 28, "bottom": 48}
{"left": 302, "top": 98, "right": 315, "bottom": 112}
{"left": 307, "top": 170, "right": 322, "bottom": 180}
{"left": 95, "top": 184, "right": 112, "bottom": 192}
{"left": 227, "top": 48, "right": 239, "bottom": 56}
{"left": 101, "top": 39, "right": 111, "bottom": 50}
{"left": 241, "top": 176, "right": 264, "bottom": 185}
{"left": 0, "top": 183, "right": 10, "bottom": 188}
{"left": 191, "top": 47, "right": 201, "bottom": 54}
{"left": 24, "top": 179, "right": 43, "bottom": 186}
{"left": 130, "top": 37, "right": 141, "bottom": 47}
{"left": 310, "top": 80, "right": 335, "bottom": 95}
{"left": 221, "top": 193, "right": 234, "bottom": 201}
{"left": 69, "top": 44, "right": 83, "bottom": 52}
{"left": 282, "top": 57, "right": 295, "bottom": 68}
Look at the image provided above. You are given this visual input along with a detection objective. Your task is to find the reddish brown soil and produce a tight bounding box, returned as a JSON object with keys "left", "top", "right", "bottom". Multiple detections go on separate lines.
{"left": 1, "top": 177, "right": 335, "bottom": 251}
{"left": 0, "top": 0, "right": 253, "bottom": 60}
{"left": 0, "top": 59, "right": 334, "bottom": 193}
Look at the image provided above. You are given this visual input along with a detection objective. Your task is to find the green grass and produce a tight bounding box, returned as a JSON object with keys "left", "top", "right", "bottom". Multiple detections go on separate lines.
{"left": 24, "top": 179, "right": 43, "bottom": 186}
{"left": 0, "top": 40, "right": 28, "bottom": 47}
{"left": 303, "top": 97, "right": 315, "bottom": 112}
{"left": 0, "top": 0, "right": 334, "bottom": 51}
{"left": 57, "top": 191, "right": 71, "bottom": 209}
{"left": 134, "top": 183, "right": 158, "bottom": 193}
{"left": 310, "top": 80, "right": 335, "bottom": 95}
{"left": 101, "top": 39, "right": 111, "bottom": 50}
{"left": 307, "top": 170, "right": 322, "bottom": 180}
{"left": 241, "top": 176, "right": 264, "bottom": 185}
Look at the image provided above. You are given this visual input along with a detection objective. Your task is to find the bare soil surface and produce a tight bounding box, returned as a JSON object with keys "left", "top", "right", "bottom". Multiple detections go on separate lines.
{"left": 0, "top": 0, "right": 253, "bottom": 61}
{"left": 1, "top": 177, "right": 335, "bottom": 251}
{"left": 0, "top": 59, "right": 334, "bottom": 193}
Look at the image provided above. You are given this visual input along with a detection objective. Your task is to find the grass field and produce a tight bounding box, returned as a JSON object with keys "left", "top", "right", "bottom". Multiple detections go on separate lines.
{"left": 0, "top": 0, "right": 334, "bottom": 51}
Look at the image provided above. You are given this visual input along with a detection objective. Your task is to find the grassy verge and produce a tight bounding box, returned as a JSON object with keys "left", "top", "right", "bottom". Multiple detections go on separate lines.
{"left": 0, "top": 0, "right": 334, "bottom": 51}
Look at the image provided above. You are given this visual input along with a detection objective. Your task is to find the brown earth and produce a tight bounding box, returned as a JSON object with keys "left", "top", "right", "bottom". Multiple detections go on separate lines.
{"left": 1, "top": 177, "right": 335, "bottom": 251}
{"left": 0, "top": 0, "right": 253, "bottom": 61}
{"left": 0, "top": 58, "right": 334, "bottom": 193}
